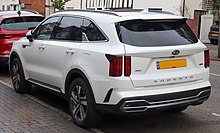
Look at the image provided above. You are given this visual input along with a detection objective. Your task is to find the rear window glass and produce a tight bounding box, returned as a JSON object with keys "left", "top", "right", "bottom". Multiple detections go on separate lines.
{"left": 0, "top": 16, "right": 44, "bottom": 30}
{"left": 116, "top": 19, "right": 198, "bottom": 47}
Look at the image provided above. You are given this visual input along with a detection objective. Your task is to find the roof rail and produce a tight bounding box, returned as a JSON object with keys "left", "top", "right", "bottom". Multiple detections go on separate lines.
{"left": 110, "top": 8, "right": 143, "bottom": 12}
{"left": 56, "top": 9, "right": 120, "bottom": 17}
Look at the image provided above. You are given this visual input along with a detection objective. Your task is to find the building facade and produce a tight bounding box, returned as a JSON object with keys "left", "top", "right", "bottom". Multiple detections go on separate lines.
{"left": 64, "top": 0, "right": 214, "bottom": 19}
{"left": 202, "top": 0, "right": 214, "bottom": 10}
{"left": 0, "top": 0, "right": 52, "bottom": 16}
{"left": 19, "top": 0, "right": 46, "bottom": 15}
{"left": 0, "top": 0, "right": 20, "bottom": 11}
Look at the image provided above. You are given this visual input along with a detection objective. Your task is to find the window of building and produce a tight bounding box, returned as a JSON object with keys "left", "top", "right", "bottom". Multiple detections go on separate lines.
{"left": 7, "top": 5, "right": 10, "bottom": 11}
{"left": 2, "top": 5, "right": 5, "bottom": 11}
{"left": 14, "top": 5, "right": 17, "bottom": 11}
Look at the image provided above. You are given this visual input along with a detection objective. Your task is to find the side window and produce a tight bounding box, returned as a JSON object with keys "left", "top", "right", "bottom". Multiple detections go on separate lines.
{"left": 83, "top": 19, "right": 107, "bottom": 41}
{"left": 33, "top": 17, "right": 59, "bottom": 40}
{"left": 54, "top": 17, "right": 83, "bottom": 41}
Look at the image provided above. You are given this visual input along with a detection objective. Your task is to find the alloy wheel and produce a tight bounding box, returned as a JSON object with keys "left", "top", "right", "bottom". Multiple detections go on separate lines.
{"left": 12, "top": 63, "right": 21, "bottom": 89}
{"left": 70, "top": 84, "right": 88, "bottom": 121}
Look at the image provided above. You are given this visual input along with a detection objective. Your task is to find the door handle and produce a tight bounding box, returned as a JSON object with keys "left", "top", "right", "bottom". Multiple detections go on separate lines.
{"left": 66, "top": 49, "right": 75, "bottom": 55}
{"left": 22, "top": 44, "right": 31, "bottom": 48}
{"left": 39, "top": 45, "right": 45, "bottom": 50}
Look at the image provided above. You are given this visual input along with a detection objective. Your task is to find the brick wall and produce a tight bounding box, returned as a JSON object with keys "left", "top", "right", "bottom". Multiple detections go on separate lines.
{"left": 187, "top": 15, "right": 200, "bottom": 37}
{"left": 20, "top": 0, "right": 45, "bottom": 15}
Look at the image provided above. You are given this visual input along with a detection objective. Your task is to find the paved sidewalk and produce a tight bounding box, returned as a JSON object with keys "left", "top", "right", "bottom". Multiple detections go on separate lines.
{"left": 205, "top": 44, "right": 220, "bottom": 61}
{"left": 0, "top": 83, "right": 91, "bottom": 133}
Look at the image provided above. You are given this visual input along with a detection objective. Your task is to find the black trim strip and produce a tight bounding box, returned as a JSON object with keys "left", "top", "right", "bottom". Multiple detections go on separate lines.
{"left": 28, "top": 79, "right": 61, "bottom": 93}
{"left": 103, "top": 88, "right": 113, "bottom": 103}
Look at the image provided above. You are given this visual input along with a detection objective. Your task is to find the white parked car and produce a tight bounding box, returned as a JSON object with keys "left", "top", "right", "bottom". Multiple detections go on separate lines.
{"left": 9, "top": 9, "right": 211, "bottom": 127}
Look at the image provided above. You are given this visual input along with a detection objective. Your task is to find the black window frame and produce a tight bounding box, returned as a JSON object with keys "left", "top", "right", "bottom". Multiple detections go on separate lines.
{"left": 32, "top": 16, "right": 61, "bottom": 40}
{"left": 82, "top": 18, "right": 108, "bottom": 42}
{"left": 53, "top": 16, "right": 83, "bottom": 42}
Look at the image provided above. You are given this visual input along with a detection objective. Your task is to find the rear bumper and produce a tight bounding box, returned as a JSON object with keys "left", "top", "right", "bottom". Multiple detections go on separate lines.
{"left": 96, "top": 86, "right": 211, "bottom": 114}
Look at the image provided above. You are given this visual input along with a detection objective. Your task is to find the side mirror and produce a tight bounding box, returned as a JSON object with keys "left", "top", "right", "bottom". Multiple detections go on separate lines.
{"left": 28, "top": 27, "right": 36, "bottom": 30}
{"left": 26, "top": 30, "right": 33, "bottom": 42}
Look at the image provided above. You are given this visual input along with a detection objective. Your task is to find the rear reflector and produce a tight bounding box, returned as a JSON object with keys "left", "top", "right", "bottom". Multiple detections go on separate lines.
{"left": 106, "top": 54, "right": 122, "bottom": 76}
{"left": 124, "top": 56, "right": 131, "bottom": 76}
{"left": 204, "top": 50, "right": 210, "bottom": 68}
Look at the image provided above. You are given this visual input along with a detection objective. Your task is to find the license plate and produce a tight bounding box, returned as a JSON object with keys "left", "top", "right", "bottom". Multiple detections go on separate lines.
{"left": 212, "top": 34, "right": 219, "bottom": 37}
{"left": 157, "top": 59, "right": 187, "bottom": 70}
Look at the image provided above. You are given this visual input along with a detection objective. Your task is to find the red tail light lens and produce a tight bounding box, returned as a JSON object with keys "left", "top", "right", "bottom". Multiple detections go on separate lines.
{"left": 124, "top": 56, "right": 131, "bottom": 76}
{"left": 0, "top": 32, "right": 4, "bottom": 39}
{"left": 0, "top": 32, "right": 13, "bottom": 39}
{"left": 106, "top": 54, "right": 122, "bottom": 76}
{"left": 204, "top": 49, "right": 210, "bottom": 68}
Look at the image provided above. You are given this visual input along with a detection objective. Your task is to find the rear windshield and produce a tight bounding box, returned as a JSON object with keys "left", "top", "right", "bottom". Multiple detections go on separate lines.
{"left": 0, "top": 16, "right": 44, "bottom": 30}
{"left": 116, "top": 19, "right": 198, "bottom": 47}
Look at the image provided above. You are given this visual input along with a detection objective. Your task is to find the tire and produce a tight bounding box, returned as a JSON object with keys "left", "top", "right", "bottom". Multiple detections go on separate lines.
{"left": 167, "top": 106, "right": 188, "bottom": 113}
{"left": 68, "top": 78, "right": 102, "bottom": 127}
{"left": 11, "top": 58, "right": 31, "bottom": 93}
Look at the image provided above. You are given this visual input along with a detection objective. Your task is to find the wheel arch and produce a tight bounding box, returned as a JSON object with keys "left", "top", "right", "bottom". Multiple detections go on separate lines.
{"left": 65, "top": 68, "right": 96, "bottom": 103}
{"left": 9, "top": 52, "right": 21, "bottom": 73}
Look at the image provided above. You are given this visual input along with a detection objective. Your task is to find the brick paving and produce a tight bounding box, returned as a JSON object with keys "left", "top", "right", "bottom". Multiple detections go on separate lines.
{"left": 0, "top": 83, "right": 91, "bottom": 133}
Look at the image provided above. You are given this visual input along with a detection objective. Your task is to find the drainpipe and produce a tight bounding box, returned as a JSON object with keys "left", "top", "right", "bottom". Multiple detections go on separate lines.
{"left": 19, "top": 0, "right": 20, "bottom": 10}
{"left": 182, "top": 0, "right": 186, "bottom": 17}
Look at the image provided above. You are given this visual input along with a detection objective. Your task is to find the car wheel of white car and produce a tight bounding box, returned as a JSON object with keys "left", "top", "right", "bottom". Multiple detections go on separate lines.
{"left": 69, "top": 78, "right": 101, "bottom": 127}
{"left": 11, "top": 58, "right": 31, "bottom": 93}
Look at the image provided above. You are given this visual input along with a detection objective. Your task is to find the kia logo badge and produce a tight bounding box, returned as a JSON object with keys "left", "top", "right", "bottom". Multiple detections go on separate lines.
{"left": 172, "top": 50, "right": 180, "bottom": 55}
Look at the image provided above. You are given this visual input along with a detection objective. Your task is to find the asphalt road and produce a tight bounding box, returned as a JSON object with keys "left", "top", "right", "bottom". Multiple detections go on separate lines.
{"left": 0, "top": 61, "right": 220, "bottom": 133}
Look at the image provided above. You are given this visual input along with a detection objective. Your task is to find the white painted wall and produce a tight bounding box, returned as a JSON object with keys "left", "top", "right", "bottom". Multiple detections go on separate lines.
{"left": 133, "top": 0, "right": 182, "bottom": 16}
{"left": 65, "top": 0, "right": 84, "bottom": 9}
{"left": 185, "top": 0, "right": 203, "bottom": 18}
{"left": 133, "top": 0, "right": 204, "bottom": 19}
{"left": 45, "top": 0, "right": 54, "bottom": 17}
{"left": 0, "top": 0, "right": 20, "bottom": 11}
{"left": 200, "top": 15, "right": 213, "bottom": 43}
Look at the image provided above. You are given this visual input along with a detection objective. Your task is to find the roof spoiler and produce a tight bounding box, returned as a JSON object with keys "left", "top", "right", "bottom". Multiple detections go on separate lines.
{"left": 142, "top": 8, "right": 175, "bottom": 15}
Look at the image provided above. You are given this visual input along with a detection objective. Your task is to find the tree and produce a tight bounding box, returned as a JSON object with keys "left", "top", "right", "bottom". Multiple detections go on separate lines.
{"left": 213, "top": 0, "right": 220, "bottom": 57}
{"left": 51, "top": 0, "right": 71, "bottom": 11}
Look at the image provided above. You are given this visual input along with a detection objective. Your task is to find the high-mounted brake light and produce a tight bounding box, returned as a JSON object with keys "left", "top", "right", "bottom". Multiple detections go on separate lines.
{"left": 106, "top": 54, "right": 122, "bottom": 76}
{"left": 204, "top": 50, "right": 210, "bottom": 68}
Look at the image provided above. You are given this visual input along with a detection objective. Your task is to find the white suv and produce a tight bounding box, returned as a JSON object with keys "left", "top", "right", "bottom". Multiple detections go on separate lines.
{"left": 9, "top": 9, "right": 211, "bottom": 127}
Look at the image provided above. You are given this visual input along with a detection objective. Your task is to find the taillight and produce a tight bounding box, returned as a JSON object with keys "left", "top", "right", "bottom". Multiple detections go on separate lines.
{"left": 0, "top": 32, "right": 13, "bottom": 39}
{"left": 204, "top": 49, "right": 210, "bottom": 68}
{"left": 0, "top": 32, "right": 4, "bottom": 39}
{"left": 124, "top": 56, "right": 131, "bottom": 76}
{"left": 106, "top": 54, "right": 131, "bottom": 77}
{"left": 106, "top": 54, "right": 122, "bottom": 76}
